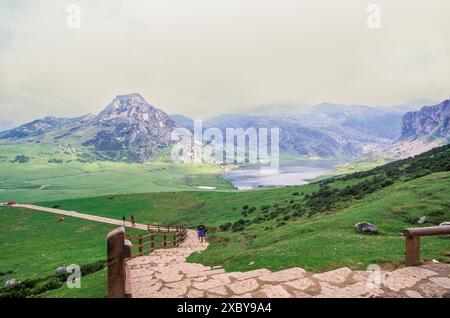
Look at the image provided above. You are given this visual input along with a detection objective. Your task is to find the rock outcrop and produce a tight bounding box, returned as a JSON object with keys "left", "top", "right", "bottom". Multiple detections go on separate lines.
{"left": 401, "top": 99, "right": 450, "bottom": 140}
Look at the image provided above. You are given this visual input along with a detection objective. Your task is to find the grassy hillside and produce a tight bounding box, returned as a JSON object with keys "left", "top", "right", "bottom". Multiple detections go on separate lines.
{"left": 0, "top": 207, "right": 144, "bottom": 297}
{"left": 39, "top": 145, "right": 450, "bottom": 273}
{"left": 38, "top": 185, "right": 318, "bottom": 227}
{"left": 189, "top": 172, "right": 450, "bottom": 272}
{"left": 40, "top": 269, "right": 107, "bottom": 298}
{"left": 0, "top": 143, "right": 233, "bottom": 202}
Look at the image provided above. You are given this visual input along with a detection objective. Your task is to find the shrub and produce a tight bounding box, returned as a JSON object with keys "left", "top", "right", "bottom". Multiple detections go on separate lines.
{"left": 0, "top": 270, "right": 13, "bottom": 276}
{"left": 48, "top": 158, "right": 64, "bottom": 164}
{"left": 33, "top": 278, "right": 63, "bottom": 295}
{"left": 292, "top": 210, "right": 305, "bottom": 217}
{"left": 231, "top": 219, "right": 246, "bottom": 232}
{"left": 219, "top": 223, "right": 232, "bottom": 231}
{"left": 12, "top": 155, "right": 29, "bottom": 163}
{"left": 80, "top": 260, "right": 106, "bottom": 276}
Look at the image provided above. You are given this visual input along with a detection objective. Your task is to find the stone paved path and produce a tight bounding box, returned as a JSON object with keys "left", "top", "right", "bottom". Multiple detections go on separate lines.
{"left": 13, "top": 204, "right": 150, "bottom": 230}
{"left": 128, "top": 230, "right": 450, "bottom": 298}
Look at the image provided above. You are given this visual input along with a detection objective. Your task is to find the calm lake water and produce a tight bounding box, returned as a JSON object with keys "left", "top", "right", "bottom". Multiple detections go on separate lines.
{"left": 222, "top": 160, "right": 343, "bottom": 190}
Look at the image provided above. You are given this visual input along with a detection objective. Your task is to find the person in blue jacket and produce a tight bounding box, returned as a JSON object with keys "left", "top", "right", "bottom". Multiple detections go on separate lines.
{"left": 197, "top": 224, "right": 207, "bottom": 243}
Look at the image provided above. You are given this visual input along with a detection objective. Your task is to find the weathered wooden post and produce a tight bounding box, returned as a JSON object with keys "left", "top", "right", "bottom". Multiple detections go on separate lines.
{"left": 107, "top": 227, "right": 126, "bottom": 298}
{"left": 403, "top": 225, "right": 450, "bottom": 266}
{"left": 123, "top": 239, "right": 133, "bottom": 298}
{"left": 138, "top": 235, "right": 143, "bottom": 256}
{"left": 163, "top": 234, "right": 167, "bottom": 247}
{"left": 405, "top": 234, "right": 421, "bottom": 266}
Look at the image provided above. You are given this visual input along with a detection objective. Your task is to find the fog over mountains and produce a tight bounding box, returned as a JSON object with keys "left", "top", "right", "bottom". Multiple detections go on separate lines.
{"left": 0, "top": 93, "right": 448, "bottom": 162}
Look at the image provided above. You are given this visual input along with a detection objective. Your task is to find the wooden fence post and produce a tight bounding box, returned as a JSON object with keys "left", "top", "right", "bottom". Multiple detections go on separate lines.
{"left": 138, "top": 235, "right": 143, "bottom": 256}
{"left": 163, "top": 234, "right": 167, "bottom": 247}
{"left": 405, "top": 235, "right": 421, "bottom": 266}
{"left": 107, "top": 227, "right": 126, "bottom": 298}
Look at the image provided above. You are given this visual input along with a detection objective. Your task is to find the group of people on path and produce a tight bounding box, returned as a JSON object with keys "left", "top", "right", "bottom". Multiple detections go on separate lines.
{"left": 121, "top": 214, "right": 207, "bottom": 243}
{"left": 122, "top": 214, "right": 136, "bottom": 227}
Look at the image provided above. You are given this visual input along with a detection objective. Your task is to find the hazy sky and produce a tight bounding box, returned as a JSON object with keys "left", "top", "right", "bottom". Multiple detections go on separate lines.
{"left": 0, "top": 0, "right": 449, "bottom": 126}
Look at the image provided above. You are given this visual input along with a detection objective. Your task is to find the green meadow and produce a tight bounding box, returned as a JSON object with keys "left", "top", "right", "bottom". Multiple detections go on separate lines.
{"left": 0, "top": 207, "right": 144, "bottom": 297}
{"left": 0, "top": 143, "right": 233, "bottom": 203}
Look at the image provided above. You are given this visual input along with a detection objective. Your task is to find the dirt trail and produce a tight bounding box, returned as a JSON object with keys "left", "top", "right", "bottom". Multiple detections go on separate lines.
{"left": 13, "top": 204, "right": 150, "bottom": 230}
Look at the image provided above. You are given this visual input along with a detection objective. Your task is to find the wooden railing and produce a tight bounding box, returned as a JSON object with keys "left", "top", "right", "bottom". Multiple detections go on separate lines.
{"left": 126, "top": 226, "right": 188, "bottom": 258}
{"left": 107, "top": 225, "right": 188, "bottom": 298}
{"left": 146, "top": 224, "right": 187, "bottom": 232}
{"left": 402, "top": 225, "right": 450, "bottom": 266}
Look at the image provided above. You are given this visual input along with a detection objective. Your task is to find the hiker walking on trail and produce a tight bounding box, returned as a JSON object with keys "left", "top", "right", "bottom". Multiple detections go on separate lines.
{"left": 197, "top": 224, "right": 207, "bottom": 243}
{"left": 122, "top": 214, "right": 126, "bottom": 225}
{"left": 131, "top": 214, "right": 136, "bottom": 227}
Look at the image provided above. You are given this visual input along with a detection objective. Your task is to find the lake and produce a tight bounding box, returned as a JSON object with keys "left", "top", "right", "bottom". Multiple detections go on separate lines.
{"left": 221, "top": 160, "right": 343, "bottom": 190}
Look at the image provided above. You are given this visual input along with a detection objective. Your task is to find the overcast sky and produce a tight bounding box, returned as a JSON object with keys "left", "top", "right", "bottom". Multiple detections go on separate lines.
{"left": 0, "top": 0, "right": 449, "bottom": 126}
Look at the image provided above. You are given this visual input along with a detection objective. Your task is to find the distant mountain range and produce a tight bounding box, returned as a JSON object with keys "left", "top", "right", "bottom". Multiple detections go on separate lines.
{"left": 170, "top": 102, "right": 423, "bottom": 158}
{"left": 0, "top": 93, "right": 448, "bottom": 162}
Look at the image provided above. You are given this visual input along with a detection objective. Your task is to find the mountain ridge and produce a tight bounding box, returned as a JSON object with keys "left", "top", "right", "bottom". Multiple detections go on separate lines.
{"left": 1, "top": 95, "right": 448, "bottom": 162}
{"left": 0, "top": 93, "right": 177, "bottom": 162}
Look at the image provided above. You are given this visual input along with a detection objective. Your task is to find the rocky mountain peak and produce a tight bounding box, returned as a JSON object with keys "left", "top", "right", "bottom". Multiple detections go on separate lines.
{"left": 80, "top": 93, "right": 178, "bottom": 162}
{"left": 96, "top": 93, "right": 166, "bottom": 123}
{"left": 401, "top": 99, "right": 450, "bottom": 140}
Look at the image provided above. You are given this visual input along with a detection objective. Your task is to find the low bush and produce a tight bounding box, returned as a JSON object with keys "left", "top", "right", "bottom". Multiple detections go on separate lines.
{"left": 219, "top": 222, "right": 232, "bottom": 231}
{"left": 231, "top": 219, "right": 246, "bottom": 232}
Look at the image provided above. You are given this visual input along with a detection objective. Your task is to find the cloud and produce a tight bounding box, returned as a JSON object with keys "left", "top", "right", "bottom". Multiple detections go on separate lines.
{"left": 0, "top": 0, "right": 449, "bottom": 125}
